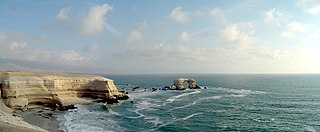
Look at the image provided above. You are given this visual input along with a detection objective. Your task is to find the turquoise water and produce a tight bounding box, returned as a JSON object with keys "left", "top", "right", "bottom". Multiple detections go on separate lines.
{"left": 61, "top": 74, "right": 320, "bottom": 131}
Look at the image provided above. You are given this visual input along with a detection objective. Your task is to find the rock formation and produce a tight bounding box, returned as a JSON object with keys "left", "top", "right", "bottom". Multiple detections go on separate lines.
{"left": 0, "top": 72, "right": 127, "bottom": 109}
{"left": 171, "top": 78, "right": 199, "bottom": 90}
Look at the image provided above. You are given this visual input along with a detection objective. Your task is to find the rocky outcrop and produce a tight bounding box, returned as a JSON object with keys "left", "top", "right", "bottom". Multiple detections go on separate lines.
{"left": 171, "top": 78, "right": 199, "bottom": 90}
{"left": 0, "top": 72, "right": 127, "bottom": 109}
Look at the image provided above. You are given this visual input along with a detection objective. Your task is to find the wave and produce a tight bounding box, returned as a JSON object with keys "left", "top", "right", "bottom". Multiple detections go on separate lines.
{"left": 127, "top": 98, "right": 162, "bottom": 119}
{"left": 63, "top": 104, "right": 125, "bottom": 132}
{"left": 147, "top": 112, "right": 203, "bottom": 132}
{"left": 200, "top": 96, "right": 222, "bottom": 100}
{"left": 199, "top": 87, "right": 265, "bottom": 101}
{"left": 167, "top": 101, "right": 197, "bottom": 112}
{"left": 166, "top": 90, "right": 201, "bottom": 104}
{"left": 145, "top": 116, "right": 162, "bottom": 127}
{"left": 128, "top": 90, "right": 163, "bottom": 100}
{"left": 108, "top": 109, "right": 121, "bottom": 116}
{"left": 215, "top": 87, "right": 266, "bottom": 95}
{"left": 182, "top": 112, "right": 203, "bottom": 120}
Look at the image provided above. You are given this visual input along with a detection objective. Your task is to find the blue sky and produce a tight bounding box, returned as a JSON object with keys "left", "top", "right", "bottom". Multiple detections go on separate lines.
{"left": 1, "top": 0, "right": 320, "bottom": 74}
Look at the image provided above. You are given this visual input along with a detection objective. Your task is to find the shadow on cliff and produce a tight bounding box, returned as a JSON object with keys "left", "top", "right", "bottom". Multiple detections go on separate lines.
{"left": 76, "top": 79, "right": 108, "bottom": 99}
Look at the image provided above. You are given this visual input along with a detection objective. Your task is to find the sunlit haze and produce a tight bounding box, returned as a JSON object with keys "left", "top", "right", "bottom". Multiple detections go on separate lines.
{"left": 1, "top": 0, "right": 320, "bottom": 74}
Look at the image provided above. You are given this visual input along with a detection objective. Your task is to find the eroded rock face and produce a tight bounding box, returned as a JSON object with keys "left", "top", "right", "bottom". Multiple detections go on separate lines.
{"left": 0, "top": 72, "right": 127, "bottom": 109}
{"left": 171, "top": 78, "right": 197, "bottom": 90}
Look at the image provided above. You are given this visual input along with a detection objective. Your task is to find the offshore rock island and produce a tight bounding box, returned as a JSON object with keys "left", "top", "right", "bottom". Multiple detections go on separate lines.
{"left": 170, "top": 78, "right": 201, "bottom": 90}
{"left": 0, "top": 72, "right": 128, "bottom": 131}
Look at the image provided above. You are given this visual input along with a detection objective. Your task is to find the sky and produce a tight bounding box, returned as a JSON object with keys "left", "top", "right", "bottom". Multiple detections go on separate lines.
{"left": 0, "top": 0, "right": 320, "bottom": 74}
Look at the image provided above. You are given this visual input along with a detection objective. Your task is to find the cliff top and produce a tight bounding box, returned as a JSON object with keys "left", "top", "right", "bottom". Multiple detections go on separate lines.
{"left": 0, "top": 72, "right": 112, "bottom": 82}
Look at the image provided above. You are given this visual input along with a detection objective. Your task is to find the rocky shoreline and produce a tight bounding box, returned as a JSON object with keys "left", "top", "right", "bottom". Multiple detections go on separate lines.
{"left": 16, "top": 106, "right": 63, "bottom": 132}
{"left": 0, "top": 72, "right": 129, "bottom": 132}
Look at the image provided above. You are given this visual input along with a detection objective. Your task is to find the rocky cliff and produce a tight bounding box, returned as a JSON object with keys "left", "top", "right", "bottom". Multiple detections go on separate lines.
{"left": 0, "top": 72, "right": 127, "bottom": 109}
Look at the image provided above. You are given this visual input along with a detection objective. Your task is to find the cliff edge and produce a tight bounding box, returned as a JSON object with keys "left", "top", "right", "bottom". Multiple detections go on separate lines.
{"left": 0, "top": 72, "right": 127, "bottom": 109}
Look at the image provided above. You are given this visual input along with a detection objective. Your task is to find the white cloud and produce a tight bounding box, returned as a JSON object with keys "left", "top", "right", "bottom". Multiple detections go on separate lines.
{"left": 0, "top": 63, "right": 35, "bottom": 72}
{"left": 10, "top": 41, "right": 27, "bottom": 50}
{"left": 56, "top": 7, "right": 70, "bottom": 21}
{"left": 0, "top": 33, "right": 89, "bottom": 65}
{"left": 281, "top": 21, "right": 305, "bottom": 39}
{"left": 126, "top": 22, "right": 148, "bottom": 42}
{"left": 111, "top": 42, "right": 320, "bottom": 73}
{"left": 210, "top": 7, "right": 222, "bottom": 16}
{"left": 82, "top": 4, "right": 113, "bottom": 35}
{"left": 281, "top": 31, "right": 295, "bottom": 39}
{"left": 137, "top": 21, "right": 149, "bottom": 30}
{"left": 179, "top": 31, "right": 191, "bottom": 42}
{"left": 287, "top": 21, "right": 304, "bottom": 32}
{"left": 308, "top": 6, "right": 320, "bottom": 15}
{"left": 169, "top": 7, "right": 189, "bottom": 22}
{"left": 58, "top": 50, "right": 89, "bottom": 63}
{"left": 84, "top": 43, "right": 100, "bottom": 52}
{"left": 116, "top": 44, "right": 211, "bottom": 63}
{"left": 306, "top": 32, "right": 320, "bottom": 42}
{"left": 220, "top": 23, "right": 256, "bottom": 47}
{"left": 297, "top": 0, "right": 320, "bottom": 15}
{"left": 36, "top": 34, "right": 49, "bottom": 41}
{"left": 263, "top": 8, "right": 283, "bottom": 25}
{"left": 127, "top": 31, "right": 143, "bottom": 42}
{"left": 105, "top": 22, "right": 120, "bottom": 35}
{"left": 0, "top": 32, "right": 6, "bottom": 40}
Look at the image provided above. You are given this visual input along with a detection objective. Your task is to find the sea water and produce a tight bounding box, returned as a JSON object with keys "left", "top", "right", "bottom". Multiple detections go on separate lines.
{"left": 61, "top": 74, "right": 320, "bottom": 131}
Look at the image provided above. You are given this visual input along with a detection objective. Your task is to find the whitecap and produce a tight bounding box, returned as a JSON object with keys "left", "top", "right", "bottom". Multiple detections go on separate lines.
{"left": 165, "top": 90, "right": 201, "bottom": 104}
{"left": 214, "top": 87, "right": 266, "bottom": 98}
{"left": 144, "top": 116, "right": 162, "bottom": 126}
{"left": 304, "top": 125, "right": 316, "bottom": 132}
{"left": 108, "top": 109, "right": 121, "bottom": 116}
{"left": 146, "top": 112, "right": 203, "bottom": 132}
{"left": 63, "top": 104, "right": 125, "bottom": 132}
{"left": 167, "top": 101, "right": 197, "bottom": 112}
{"left": 182, "top": 112, "right": 203, "bottom": 120}
{"left": 200, "top": 96, "right": 222, "bottom": 100}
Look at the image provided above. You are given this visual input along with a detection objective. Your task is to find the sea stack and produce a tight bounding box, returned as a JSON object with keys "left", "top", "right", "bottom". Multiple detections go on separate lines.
{"left": 171, "top": 78, "right": 199, "bottom": 90}
{"left": 0, "top": 72, "right": 128, "bottom": 109}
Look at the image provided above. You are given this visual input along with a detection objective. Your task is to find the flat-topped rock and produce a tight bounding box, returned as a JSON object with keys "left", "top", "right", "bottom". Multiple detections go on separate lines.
{"left": 0, "top": 72, "right": 127, "bottom": 109}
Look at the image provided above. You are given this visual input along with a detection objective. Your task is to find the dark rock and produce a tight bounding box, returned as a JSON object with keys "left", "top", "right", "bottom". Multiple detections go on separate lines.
{"left": 94, "top": 99, "right": 107, "bottom": 103}
{"left": 191, "top": 85, "right": 201, "bottom": 89}
{"left": 162, "top": 86, "right": 170, "bottom": 90}
{"left": 132, "top": 86, "right": 139, "bottom": 91}
{"left": 12, "top": 113, "right": 20, "bottom": 117}
{"left": 106, "top": 99, "right": 119, "bottom": 104}
{"left": 58, "top": 105, "right": 77, "bottom": 111}
{"left": 130, "top": 101, "right": 134, "bottom": 103}
{"left": 47, "top": 113, "right": 53, "bottom": 117}
{"left": 151, "top": 88, "right": 157, "bottom": 92}
{"left": 118, "top": 95, "right": 129, "bottom": 100}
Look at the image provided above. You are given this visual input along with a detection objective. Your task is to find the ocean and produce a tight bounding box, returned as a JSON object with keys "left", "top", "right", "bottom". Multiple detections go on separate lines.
{"left": 59, "top": 74, "right": 320, "bottom": 131}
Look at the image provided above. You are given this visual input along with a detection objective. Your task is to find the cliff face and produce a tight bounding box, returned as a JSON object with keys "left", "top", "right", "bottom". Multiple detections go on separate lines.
{"left": 0, "top": 72, "right": 125, "bottom": 109}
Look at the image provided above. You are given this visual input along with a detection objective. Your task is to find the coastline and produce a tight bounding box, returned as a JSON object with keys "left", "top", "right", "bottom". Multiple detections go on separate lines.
{"left": 0, "top": 72, "right": 129, "bottom": 131}
{"left": 17, "top": 106, "right": 64, "bottom": 132}
{"left": 0, "top": 104, "right": 46, "bottom": 132}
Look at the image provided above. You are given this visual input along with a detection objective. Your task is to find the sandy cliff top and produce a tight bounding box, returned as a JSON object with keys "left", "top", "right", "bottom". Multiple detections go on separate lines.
{"left": 0, "top": 72, "right": 112, "bottom": 81}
